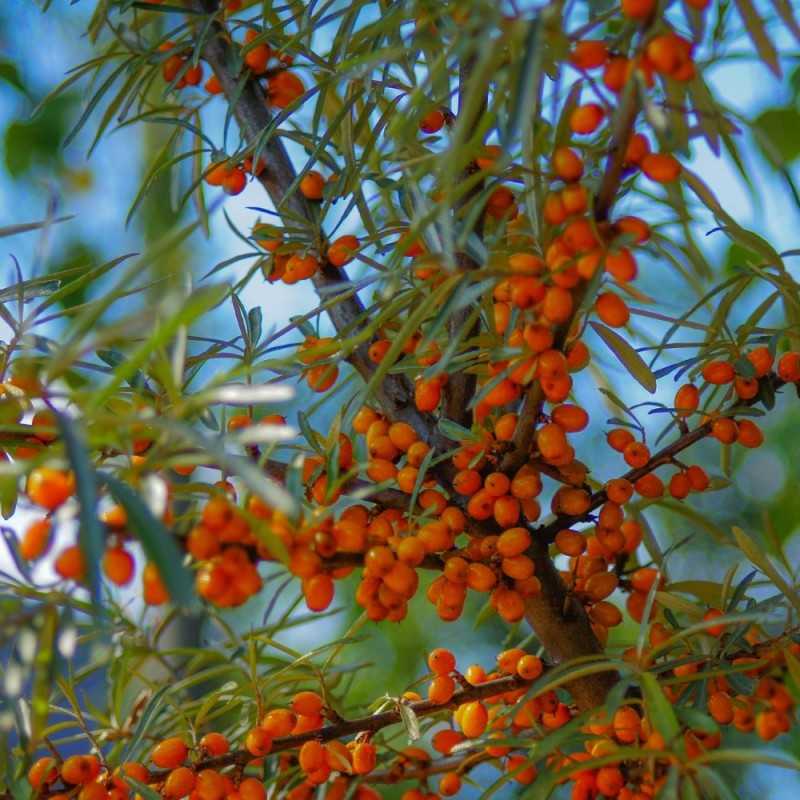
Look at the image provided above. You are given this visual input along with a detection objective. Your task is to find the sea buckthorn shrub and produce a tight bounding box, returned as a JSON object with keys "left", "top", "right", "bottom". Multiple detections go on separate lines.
{"left": 1, "top": 1, "right": 799, "bottom": 799}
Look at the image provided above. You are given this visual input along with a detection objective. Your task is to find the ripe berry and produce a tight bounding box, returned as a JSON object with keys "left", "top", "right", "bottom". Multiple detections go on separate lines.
{"left": 60, "top": 755, "right": 101, "bottom": 785}
{"left": 151, "top": 737, "right": 189, "bottom": 769}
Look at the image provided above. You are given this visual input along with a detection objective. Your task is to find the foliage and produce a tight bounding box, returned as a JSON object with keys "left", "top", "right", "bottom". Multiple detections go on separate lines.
{"left": 1, "top": 1, "right": 800, "bottom": 799}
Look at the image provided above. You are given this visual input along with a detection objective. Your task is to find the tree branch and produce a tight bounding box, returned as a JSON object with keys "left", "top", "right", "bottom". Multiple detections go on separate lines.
{"left": 186, "top": 0, "right": 430, "bottom": 434}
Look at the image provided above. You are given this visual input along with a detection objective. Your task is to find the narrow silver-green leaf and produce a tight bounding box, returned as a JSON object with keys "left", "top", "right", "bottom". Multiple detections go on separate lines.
{"left": 589, "top": 322, "right": 657, "bottom": 393}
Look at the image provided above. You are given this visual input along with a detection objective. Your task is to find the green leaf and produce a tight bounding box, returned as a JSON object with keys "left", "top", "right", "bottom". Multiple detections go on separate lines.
{"left": 56, "top": 414, "right": 104, "bottom": 620}
{"left": 784, "top": 648, "right": 800, "bottom": 690}
{"left": 117, "top": 684, "right": 173, "bottom": 765}
{"left": 589, "top": 322, "right": 657, "bottom": 393}
{"left": 31, "top": 605, "right": 59, "bottom": 749}
{"left": 437, "top": 417, "right": 473, "bottom": 443}
{"left": 0, "top": 217, "right": 74, "bottom": 240}
{"left": 97, "top": 472, "right": 197, "bottom": 611}
{"left": 399, "top": 702, "right": 421, "bottom": 742}
{"left": 753, "top": 107, "right": 800, "bottom": 164}
{"left": 731, "top": 526, "right": 800, "bottom": 615}
{"left": 640, "top": 672, "right": 680, "bottom": 743}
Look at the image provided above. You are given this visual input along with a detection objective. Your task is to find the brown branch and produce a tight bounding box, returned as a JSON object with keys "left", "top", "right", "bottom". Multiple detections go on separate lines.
{"left": 186, "top": 0, "right": 431, "bottom": 435}
{"left": 535, "top": 372, "right": 788, "bottom": 544}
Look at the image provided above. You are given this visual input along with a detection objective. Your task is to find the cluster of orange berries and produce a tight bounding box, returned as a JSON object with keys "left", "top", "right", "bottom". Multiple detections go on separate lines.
{"left": 19, "top": 470, "right": 173, "bottom": 605}
{"left": 257, "top": 226, "right": 359, "bottom": 286}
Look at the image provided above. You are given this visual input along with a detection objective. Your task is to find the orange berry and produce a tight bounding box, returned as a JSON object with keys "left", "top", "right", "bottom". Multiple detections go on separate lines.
{"left": 459, "top": 701, "right": 489, "bottom": 738}
{"left": 712, "top": 417, "right": 737, "bottom": 444}
{"left": 262, "top": 709, "right": 297, "bottom": 737}
{"left": 596, "top": 291, "right": 630, "bottom": 327}
{"left": 327, "top": 235, "right": 360, "bottom": 267}
{"left": 267, "top": 70, "right": 305, "bottom": 108}
{"left": 516, "top": 654, "right": 543, "bottom": 680}
{"left": 555, "top": 528, "right": 586, "bottom": 557}
{"left": 606, "top": 427, "right": 635, "bottom": 452}
{"left": 701, "top": 359, "right": 735, "bottom": 384}
{"left": 55, "top": 545, "right": 86, "bottom": 582}
{"left": 570, "top": 103, "right": 604, "bottom": 135}
{"left": 777, "top": 351, "right": 800, "bottom": 382}
{"left": 26, "top": 467, "right": 75, "bottom": 510}
{"left": 352, "top": 742, "right": 377, "bottom": 776}
{"left": 102, "top": 547, "right": 135, "bottom": 587}
{"left": 621, "top": 0, "right": 656, "bottom": 18}
{"left": 151, "top": 737, "right": 189, "bottom": 769}
{"left": 245, "top": 727, "right": 273, "bottom": 756}
{"left": 428, "top": 648, "right": 457, "bottom": 675}
{"left": 288, "top": 692, "right": 322, "bottom": 718}
{"left": 428, "top": 675, "right": 456, "bottom": 704}
{"left": 19, "top": 518, "right": 53, "bottom": 561}
{"left": 552, "top": 147, "right": 584, "bottom": 182}
{"left": 641, "top": 152, "right": 681, "bottom": 183}
{"left": 28, "top": 757, "right": 59, "bottom": 790}
{"left": 164, "top": 766, "right": 197, "bottom": 799}
{"left": 612, "top": 705, "right": 641, "bottom": 743}
{"left": 736, "top": 418, "right": 763, "bottom": 448}
{"left": 222, "top": 167, "right": 247, "bottom": 196}
{"left": 438, "top": 773, "right": 462, "bottom": 797}
{"left": 570, "top": 41, "right": 608, "bottom": 70}
{"left": 623, "top": 441, "right": 650, "bottom": 468}
{"left": 419, "top": 108, "right": 445, "bottom": 134}
{"left": 674, "top": 383, "right": 700, "bottom": 417}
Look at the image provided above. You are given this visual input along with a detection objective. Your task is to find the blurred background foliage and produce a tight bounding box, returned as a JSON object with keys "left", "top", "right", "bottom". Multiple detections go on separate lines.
{"left": 0, "top": 0, "right": 798, "bottom": 797}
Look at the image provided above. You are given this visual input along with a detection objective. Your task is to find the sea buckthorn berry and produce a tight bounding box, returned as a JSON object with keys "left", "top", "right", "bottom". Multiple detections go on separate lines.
{"left": 28, "top": 757, "right": 59, "bottom": 790}
{"left": 326, "top": 235, "right": 360, "bottom": 268}
{"left": 428, "top": 648, "right": 456, "bottom": 676}
{"left": 439, "top": 773, "right": 462, "bottom": 797}
{"left": 419, "top": 108, "right": 445, "bottom": 134}
{"left": 551, "top": 404, "right": 589, "bottom": 433}
{"left": 352, "top": 742, "right": 377, "bottom": 775}
{"left": 555, "top": 528, "right": 586, "bottom": 557}
{"left": 596, "top": 291, "right": 630, "bottom": 327}
{"left": 641, "top": 152, "right": 681, "bottom": 183}
{"left": 428, "top": 675, "right": 456, "bottom": 704}
{"left": 708, "top": 691, "right": 734, "bottom": 724}
{"left": 292, "top": 691, "right": 323, "bottom": 717}
{"left": 736, "top": 418, "right": 763, "bottom": 448}
{"left": 701, "top": 360, "right": 735, "bottom": 384}
{"left": 26, "top": 467, "right": 75, "bottom": 510}
{"left": 55, "top": 545, "right": 86, "bottom": 582}
{"left": 496, "top": 647, "right": 526, "bottom": 674}
{"left": 746, "top": 346, "right": 774, "bottom": 378}
{"left": 605, "top": 478, "right": 634, "bottom": 505}
{"left": 622, "top": 0, "right": 656, "bottom": 17}
{"left": 493, "top": 587, "right": 525, "bottom": 622}
{"left": 102, "top": 546, "right": 135, "bottom": 587}
{"left": 151, "top": 737, "right": 189, "bottom": 769}
{"left": 571, "top": 40, "right": 608, "bottom": 70}
{"left": 623, "top": 441, "right": 650, "bottom": 468}
{"left": 19, "top": 518, "right": 53, "bottom": 561}
{"left": 674, "top": 383, "right": 700, "bottom": 416}
{"left": 262, "top": 708, "right": 297, "bottom": 737}
{"left": 570, "top": 103, "right": 604, "bottom": 135}
{"left": 516, "top": 654, "right": 543, "bottom": 680}
{"left": 612, "top": 706, "right": 641, "bottom": 743}
{"left": 164, "top": 766, "right": 196, "bottom": 799}
{"left": 735, "top": 376, "right": 759, "bottom": 399}
{"left": 238, "top": 778, "right": 267, "bottom": 800}
{"left": 606, "top": 427, "right": 635, "bottom": 452}
{"left": 245, "top": 726, "right": 273, "bottom": 756}
{"left": 703, "top": 606, "right": 726, "bottom": 637}
{"left": 460, "top": 701, "right": 489, "bottom": 738}
{"left": 299, "top": 740, "right": 326, "bottom": 774}
{"left": 634, "top": 472, "right": 663, "bottom": 498}
{"left": 507, "top": 754, "right": 538, "bottom": 784}
{"left": 669, "top": 471, "right": 691, "bottom": 500}
{"left": 497, "top": 527, "right": 531, "bottom": 557}
{"left": 552, "top": 147, "right": 584, "bottom": 182}
{"left": 466, "top": 562, "right": 496, "bottom": 592}
{"left": 685, "top": 465, "right": 709, "bottom": 491}
{"left": 777, "top": 351, "right": 800, "bottom": 382}
{"left": 61, "top": 755, "right": 101, "bottom": 785}
{"left": 712, "top": 417, "right": 737, "bottom": 444}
